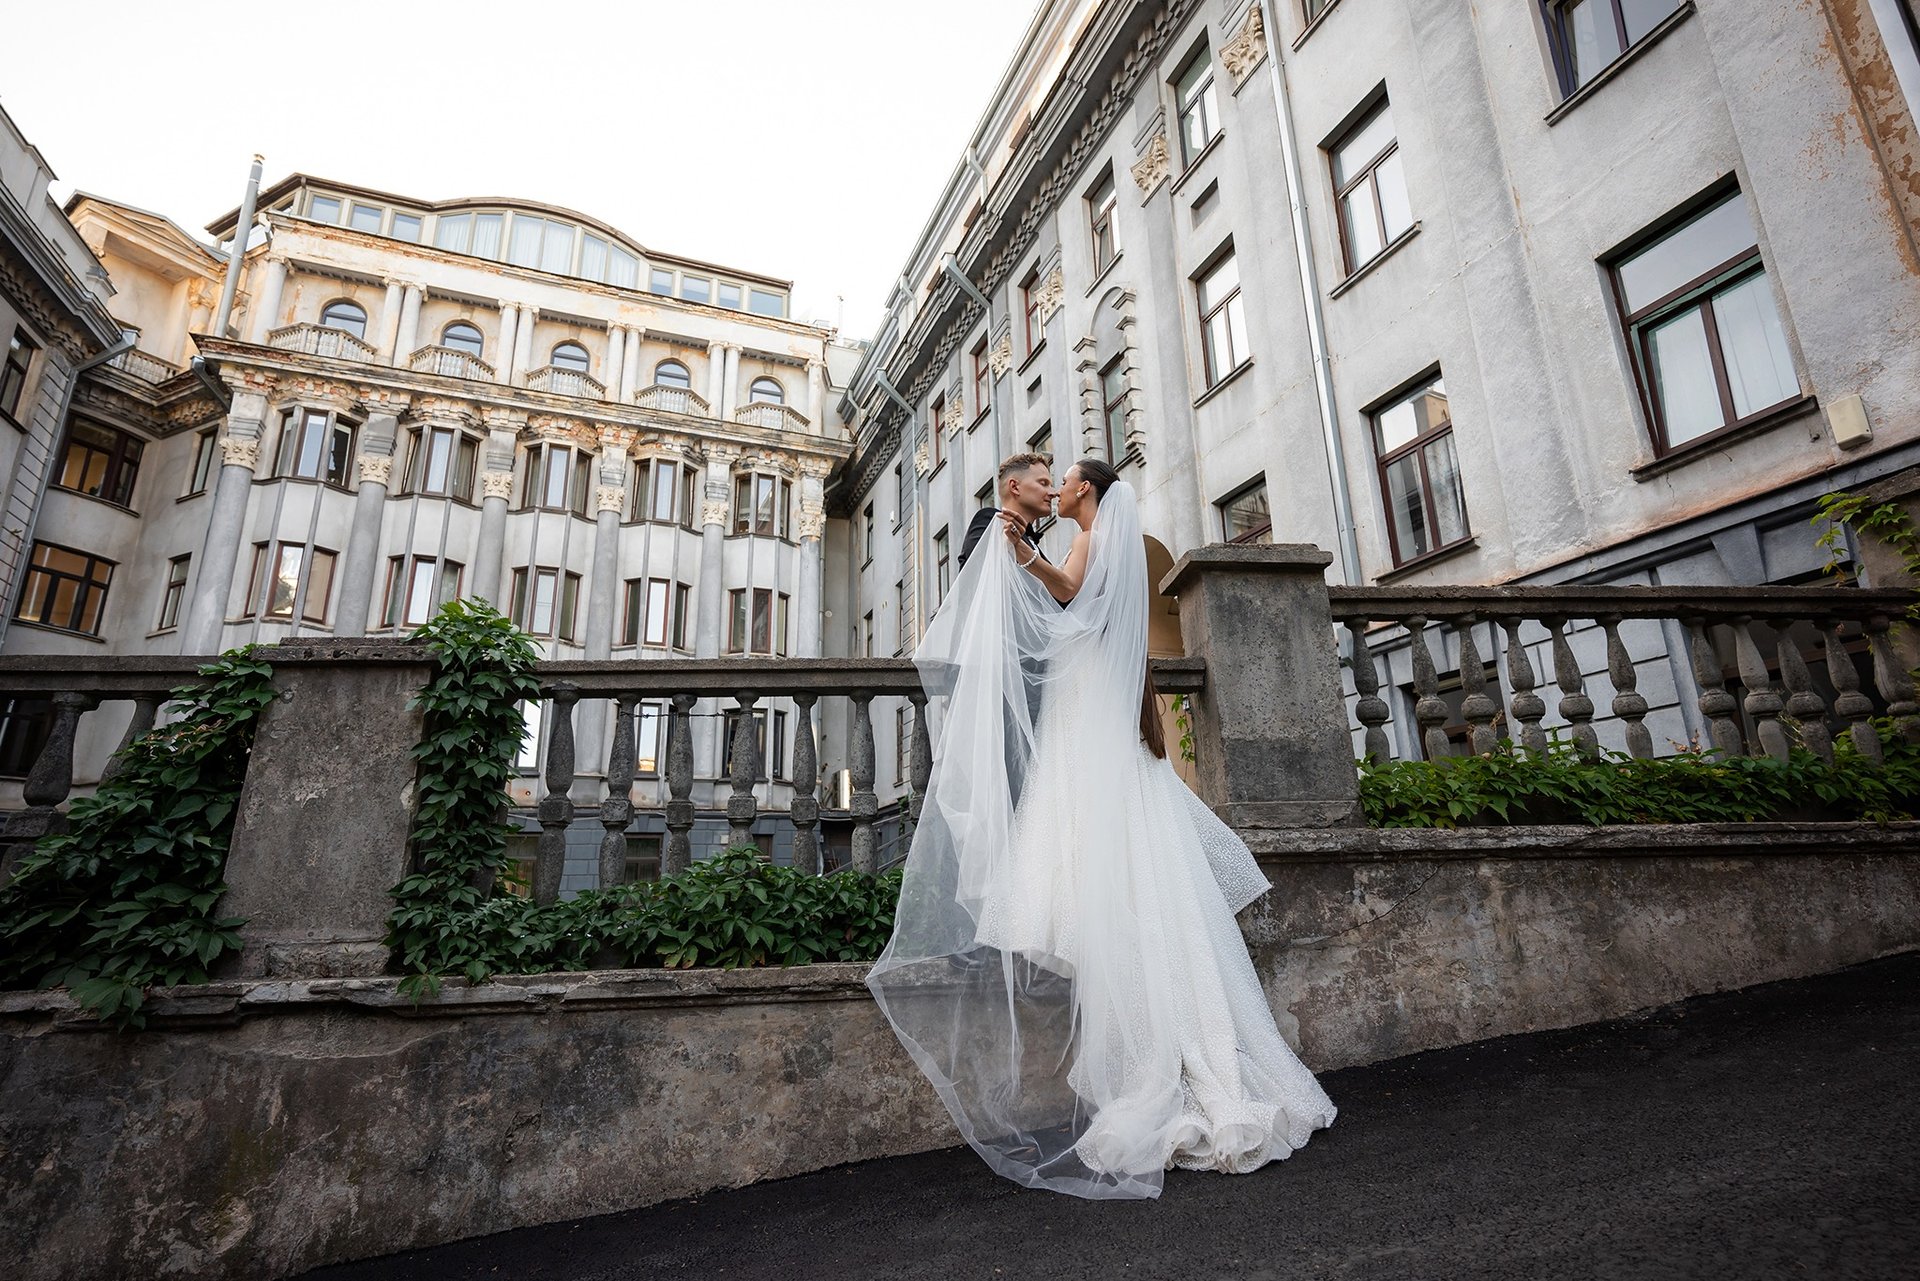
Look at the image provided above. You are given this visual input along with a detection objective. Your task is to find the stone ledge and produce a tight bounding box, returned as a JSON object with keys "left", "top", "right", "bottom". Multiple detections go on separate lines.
{"left": 1243, "top": 820, "right": 1920, "bottom": 860}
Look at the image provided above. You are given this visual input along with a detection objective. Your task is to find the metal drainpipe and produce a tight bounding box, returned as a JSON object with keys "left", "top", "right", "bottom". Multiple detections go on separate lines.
{"left": 1259, "top": 14, "right": 1362, "bottom": 586}
{"left": 210, "top": 155, "right": 263, "bottom": 341}
{"left": 0, "top": 331, "right": 137, "bottom": 642}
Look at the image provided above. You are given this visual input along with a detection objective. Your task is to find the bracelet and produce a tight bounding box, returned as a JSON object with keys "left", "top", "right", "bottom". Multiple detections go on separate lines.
{"left": 1016, "top": 543, "right": 1039, "bottom": 568}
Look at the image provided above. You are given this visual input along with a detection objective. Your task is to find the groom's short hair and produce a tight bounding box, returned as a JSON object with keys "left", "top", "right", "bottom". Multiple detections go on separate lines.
{"left": 997, "top": 451, "right": 1052, "bottom": 495}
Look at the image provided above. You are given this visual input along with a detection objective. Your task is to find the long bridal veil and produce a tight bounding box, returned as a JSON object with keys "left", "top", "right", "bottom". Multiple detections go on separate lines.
{"left": 867, "top": 481, "right": 1211, "bottom": 1198}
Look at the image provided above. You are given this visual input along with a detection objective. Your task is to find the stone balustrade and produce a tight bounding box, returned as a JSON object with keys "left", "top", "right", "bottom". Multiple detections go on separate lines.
{"left": 266, "top": 322, "right": 378, "bottom": 363}
{"left": 106, "top": 347, "right": 180, "bottom": 384}
{"left": 524, "top": 365, "right": 607, "bottom": 399}
{"left": 632, "top": 383, "right": 711, "bottom": 417}
{"left": 407, "top": 344, "right": 496, "bottom": 381}
{"left": 734, "top": 402, "right": 810, "bottom": 433}
{"left": 1329, "top": 585, "right": 1919, "bottom": 764}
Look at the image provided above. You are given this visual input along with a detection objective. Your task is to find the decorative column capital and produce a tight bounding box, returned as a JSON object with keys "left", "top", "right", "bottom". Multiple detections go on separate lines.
{"left": 480, "top": 470, "right": 516, "bottom": 501}
{"left": 700, "top": 498, "right": 731, "bottom": 528}
{"left": 988, "top": 331, "right": 1013, "bottom": 378}
{"left": 356, "top": 454, "right": 395, "bottom": 487}
{"left": 1130, "top": 132, "right": 1171, "bottom": 197}
{"left": 595, "top": 484, "right": 627, "bottom": 514}
{"left": 1220, "top": 2, "right": 1268, "bottom": 87}
{"left": 797, "top": 505, "right": 826, "bottom": 541}
{"left": 219, "top": 435, "right": 261, "bottom": 469}
{"left": 797, "top": 456, "right": 836, "bottom": 480}
{"left": 1034, "top": 266, "right": 1066, "bottom": 324}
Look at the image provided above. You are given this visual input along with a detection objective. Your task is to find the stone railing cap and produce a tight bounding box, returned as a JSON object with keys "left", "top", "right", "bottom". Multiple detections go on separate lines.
{"left": 1161, "top": 543, "right": 1334, "bottom": 597}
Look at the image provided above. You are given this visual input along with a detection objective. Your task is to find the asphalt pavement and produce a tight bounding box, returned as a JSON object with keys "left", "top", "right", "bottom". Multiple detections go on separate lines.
{"left": 301, "top": 950, "right": 1920, "bottom": 1281}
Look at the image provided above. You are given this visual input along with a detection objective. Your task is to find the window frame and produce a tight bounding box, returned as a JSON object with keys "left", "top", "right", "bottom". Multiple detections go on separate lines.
{"left": 1540, "top": 0, "right": 1686, "bottom": 99}
{"left": 406, "top": 425, "right": 479, "bottom": 501}
{"left": 1173, "top": 45, "right": 1221, "bottom": 168}
{"left": 1195, "top": 246, "right": 1250, "bottom": 388}
{"left": 441, "top": 321, "right": 484, "bottom": 358}
{"left": 382, "top": 555, "right": 463, "bottom": 629}
{"left": 318, "top": 299, "right": 368, "bottom": 341}
{"left": 971, "top": 339, "right": 991, "bottom": 421}
{"left": 275, "top": 407, "right": 357, "bottom": 489}
{"left": 1328, "top": 96, "right": 1413, "bottom": 277}
{"left": 1088, "top": 168, "right": 1119, "bottom": 276}
{"left": 55, "top": 418, "right": 145, "bottom": 509}
{"left": 1369, "top": 372, "right": 1471, "bottom": 568}
{"left": 1099, "top": 357, "right": 1130, "bottom": 462}
{"left": 1020, "top": 269, "right": 1043, "bottom": 353}
{"left": 509, "top": 565, "right": 582, "bottom": 641}
{"left": 1, "top": 328, "right": 35, "bottom": 426}
{"left": 748, "top": 376, "right": 785, "bottom": 406}
{"left": 1217, "top": 477, "right": 1273, "bottom": 545}
{"left": 157, "top": 553, "right": 190, "bottom": 631}
{"left": 14, "top": 540, "right": 115, "bottom": 636}
{"left": 244, "top": 540, "right": 337, "bottom": 624}
{"left": 520, "top": 442, "right": 593, "bottom": 516}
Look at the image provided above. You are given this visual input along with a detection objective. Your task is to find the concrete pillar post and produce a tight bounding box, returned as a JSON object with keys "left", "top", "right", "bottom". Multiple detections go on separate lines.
{"left": 247, "top": 258, "right": 288, "bottom": 344}
{"left": 333, "top": 413, "right": 400, "bottom": 636}
{"left": 605, "top": 327, "right": 625, "bottom": 400}
{"left": 1162, "top": 544, "right": 1360, "bottom": 828}
{"left": 796, "top": 464, "right": 827, "bottom": 657}
{"left": 495, "top": 303, "right": 520, "bottom": 384}
{"left": 693, "top": 447, "right": 736, "bottom": 782}
{"left": 512, "top": 305, "right": 537, "bottom": 382}
{"left": 705, "top": 343, "right": 727, "bottom": 414}
{"left": 181, "top": 390, "right": 268, "bottom": 654}
{"left": 376, "top": 280, "right": 405, "bottom": 364}
{"left": 472, "top": 419, "right": 521, "bottom": 608}
{"left": 806, "top": 359, "right": 826, "bottom": 433}
{"left": 394, "top": 283, "right": 423, "bottom": 364}
{"left": 720, "top": 344, "right": 742, "bottom": 419}
{"left": 620, "top": 326, "right": 644, "bottom": 399}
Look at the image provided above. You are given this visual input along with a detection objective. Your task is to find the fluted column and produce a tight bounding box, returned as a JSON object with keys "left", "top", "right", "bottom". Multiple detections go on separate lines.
{"left": 334, "top": 412, "right": 401, "bottom": 635}
{"left": 394, "top": 283, "right": 423, "bottom": 364}
{"left": 376, "top": 281, "right": 405, "bottom": 364}
{"left": 247, "top": 258, "right": 288, "bottom": 343}
{"left": 181, "top": 390, "right": 267, "bottom": 654}
{"left": 495, "top": 303, "right": 520, "bottom": 385}
{"left": 720, "top": 344, "right": 742, "bottom": 418}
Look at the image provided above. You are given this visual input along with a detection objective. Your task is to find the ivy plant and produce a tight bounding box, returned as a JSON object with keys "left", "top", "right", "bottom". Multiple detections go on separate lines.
{"left": 0, "top": 649, "right": 276, "bottom": 1027}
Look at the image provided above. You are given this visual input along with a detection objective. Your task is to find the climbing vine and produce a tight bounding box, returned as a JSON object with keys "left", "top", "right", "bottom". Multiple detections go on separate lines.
{"left": 1813, "top": 489, "right": 1920, "bottom": 623}
{"left": 0, "top": 650, "right": 276, "bottom": 1027}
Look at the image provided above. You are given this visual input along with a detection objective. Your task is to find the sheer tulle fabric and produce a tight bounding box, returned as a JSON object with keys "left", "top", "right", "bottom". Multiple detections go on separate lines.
{"left": 866, "top": 483, "right": 1335, "bottom": 1200}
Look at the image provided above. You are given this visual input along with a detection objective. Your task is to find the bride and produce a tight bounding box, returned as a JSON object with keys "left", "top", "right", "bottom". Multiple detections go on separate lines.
{"left": 866, "top": 457, "right": 1336, "bottom": 1200}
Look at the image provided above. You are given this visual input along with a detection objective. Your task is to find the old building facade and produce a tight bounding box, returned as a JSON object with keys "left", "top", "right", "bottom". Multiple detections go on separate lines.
{"left": 839, "top": 0, "right": 1920, "bottom": 769}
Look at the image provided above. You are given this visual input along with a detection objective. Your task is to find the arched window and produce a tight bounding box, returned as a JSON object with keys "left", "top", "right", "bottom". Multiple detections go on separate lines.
{"left": 551, "top": 341, "right": 590, "bottom": 373}
{"left": 441, "top": 322, "right": 483, "bottom": 358}
{"left": 319, "top": 300, "right": 368, "bottom": 341}
{"left": 749, "top": 377, "right": 785, "bottom": 406}
{"left": 654, "top": 360, "right": 691, "bottom": 389}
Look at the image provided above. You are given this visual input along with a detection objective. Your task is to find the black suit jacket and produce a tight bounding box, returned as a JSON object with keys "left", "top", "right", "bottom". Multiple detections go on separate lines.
{"left": 958, "top": 506, "right": 1047, "bottom": 570}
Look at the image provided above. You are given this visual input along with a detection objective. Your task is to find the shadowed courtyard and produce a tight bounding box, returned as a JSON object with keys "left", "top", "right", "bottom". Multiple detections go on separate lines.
{"left": 300, "top": 951, "right": 1920, "bottom": 1281}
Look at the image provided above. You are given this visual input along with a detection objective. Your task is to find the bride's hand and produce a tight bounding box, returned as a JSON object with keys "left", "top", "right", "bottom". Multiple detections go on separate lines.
{"left": 997, "top": 509, "right": 1027, "bottom": 547}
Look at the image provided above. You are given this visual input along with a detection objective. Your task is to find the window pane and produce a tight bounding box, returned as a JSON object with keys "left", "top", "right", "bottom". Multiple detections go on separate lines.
{"left": 1621, "top": 0, "right": 1681, "bottom": 46}
{"left": 542, "top": 448, "right": 570, "bottom": 507}
{"left": 1375, "top": 150, "right": 1413, "bottom": 242}
{"left": 1332, "top": 104, "right": 1395, "bottom": 186}
{"left": 752, "top": 589, "right": 770, "bottom": 653}
{"left": 508, "top": 215, "right": 543, "bottom": 267}
{"left": 295, "top": 412, "right": 326, "bottom": 477}
{"left": 1715, "top": 273, "right": 1798, "bottom": 418}
{"left": 651, "top": 462, "right": 677, "bottom": 521}
{"left": 681, "top": 276, "right": 711, "bottom": 304}
{"left": 718, "top": 283, "right": 742, "bottom": 309}
{"left": 269, "top": 545, "right": 303, "bottom": 616}
{"left": 656, "top": 361, "right": 690, "bottom": 389}
{"left": 730, "top": 591, "right": 747, "bottom": 652}
{"left": 391, "top": 213, "right": 422, "bottom": 243}
{"left": 1223, "top": 485, "right": 1271, "bottom": 543}
{"left": 434, "top": 213, "right": 470, "bottom": 251}
{"left": 580, "top": 234, "right": 608, "bottom": 281}
{"left": 407, "top": 560, "right": 436, "bottom": 625}
{"left": 1562, "top": 0, "right": 1615, "bottom": 88}
{"left": 309, "top": 195, "right": 341, "bottom": 224}
{"left": 532, "top": 570, "right": 556, "bottom": 633}
{"left": 326, "top": 425, "right": 353, "bottom": 486}
{"left": 472, "top": 213, "right": 504, "bottom": 258}
{"left": 1384, "top": 454, "right": 1432, "bottom": 559}
{"left": 1197, "top": 253, "right": 1239, "bottom": 313}
{"left": 755, "top": 475, "right": 775, "bottom": 531}
{"left": 541, "top": 221, "right": 573, "bottom": 274}
{"left": 748, "top": 289, "right": 784, "bottom": 317}
{"left": 636, "top": 704, "right": 663, "bottom": 774}
{"left": 1423, "top": 433, "right": 1468, "bottom": 546}
{"left": 645, "top": 579, "right": 670, "bottom": 646}
{"left": 650, "top": 268, "right": 675, "bottom": 295}
{"left": 1647, "top": 305, "right": 1726, "bottom": 445}
{"left": 1341, "top": 183, "right": 1385, "bottom": 263}
{"left": 304, "top": 550, "right": 335, "bottom": 622}
{"left": 1617, "top": 194, "right": 1756, "bottom": 312}
{"left": 609, "top": 247, "right": 639, "bottom": 288}
{"left": 425, "top": 430, "right": 452, "bottom": 492}
{"left": 350, "top": 204, "right": 382, "bottom": 233}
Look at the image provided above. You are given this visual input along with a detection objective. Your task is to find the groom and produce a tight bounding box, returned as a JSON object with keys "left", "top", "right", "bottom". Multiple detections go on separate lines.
{"left": 959, "top": 451, "right": 1056, "bottom": 571}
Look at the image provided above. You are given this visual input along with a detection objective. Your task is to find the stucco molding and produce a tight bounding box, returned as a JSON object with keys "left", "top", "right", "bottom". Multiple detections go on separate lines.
{"left": 1220, "top": 2, "right": 1268, "bottom": 87}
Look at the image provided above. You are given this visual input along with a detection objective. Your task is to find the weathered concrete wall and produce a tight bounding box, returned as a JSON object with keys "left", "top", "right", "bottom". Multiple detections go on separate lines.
{"left": 2, "top": 824, "right": 1917, "bottom": 1281}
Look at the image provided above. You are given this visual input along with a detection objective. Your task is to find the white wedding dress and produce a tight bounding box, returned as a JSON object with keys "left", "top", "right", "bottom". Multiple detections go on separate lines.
{"left": 867, "top": 481, "right": 1335, "bottom": 1199}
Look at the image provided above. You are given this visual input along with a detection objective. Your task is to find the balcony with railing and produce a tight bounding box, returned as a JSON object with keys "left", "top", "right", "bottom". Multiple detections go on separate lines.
{"left": 106, "top": 347, "right": 181, "bottom": 384}
{"left": 524, "top": 365, "right": 607, "bottom": 399}
{"left": 632, "top": 384, "right": 712, "bottom": 418}
{"left": 408, "top": 345, "right": 496, "bottom": 381}
{"left": 267, "top": 323, "right": 378, "bottom": 363}
{"left": 734, "top": 402, "right": 811, "bottom": 433}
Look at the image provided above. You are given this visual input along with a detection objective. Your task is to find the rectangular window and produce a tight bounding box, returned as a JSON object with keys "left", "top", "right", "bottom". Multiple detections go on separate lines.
{"left": 635, "top": 701, "right": 665, "bottom": 776}
{"left": 246, "top": 541, "right": 336, "bottom": 623}
{"left": 349, "top": 203, "right": 383, "bottom": 233}
{"left": 157, "top": 554, "right": 190, "bottom": 630}
{"left": 934, "top": 529, "right": 950, "bottom": 604}
{"left": 649, "top": 268, "right": 675, "bottom": 295}
{"left": 748, "top": 288, "right": 785, "bottom": 317}
{"left": 1100, "top": 358, "right": 1129, "bottom": 462}
{"left": 863, "top": 610, "right": 874, "bottom": 657}
{"left": 276, "top": 408, "right": 355, "bottom": 487}
{"left": 1196, "top": 249, "right": 1249, "bottom": 387}
{"left": 642, "top": 577, "right": 672, "bottom": 647}
{"left": 509, "top": 567, "right": 580, "bottom": 640}
{"left": 1610, "top": 186, "right": 1800, "bottom": 455}
{"left": 777, "top": 593, "right": 790, "bottom": 656}
{"left": 411, "top": 426, "right": 477, "bottom": 501}
{"left": 771, "top": 708, "right": 789, "bottom": 780}
{"left": 863, "top": 502, "right": 875, "bottom": 561}
{"left": 608, "top": 246, "right": 640, "bottom": 289}
{"left": 930, "top": 395, "right": 945, "bottom": 469}
{"left": 1542, "top": 0, "right": 1685, "bottom": 96}
{"left": 972, "top": 339, "right": 991, "bottom": 419}
{"left": 1218, "top": 479, "right": 1272, "bottom": 544}
{"left": 722, "top": 709, "right": 770, "bottom": 782}
{"left": 1020, "top": 269, "right": 1043, "bottom": 352}
{"left": 1372, "top": 374, "right": 1469, "bottom": 565}
{"left": 56, "top": 419, "right": 144, "bottom": 508}
{"left": 307, "top": 194, "right": 342, "bottom": 224}
{"left": 1089, "top": 169, "right": 1119, "bottom": 275}
{"left": 2, "top": 329, "right": 36, "bottom": 422}
{"left": 390, "top": 212, "right": 423, "bottom": 243}
{"left": 1174, "top": 47, "right": 1220, "bottom": 166}
{"left": 0, "top": 697, "right": 54, "bottom": 777}
{"left": 1031, "top": 423, "right": 1052, "bottom": 457}
{"left": 384, "top": 556, "right": 462, "bottom": 628}
{"left": 15, "top": 542, "right": 113, "bottom": 635}
{"left": 433, "top": 212, "right": 470, "bottom": 251}
{"left": 523, "top": 443, "right": 590, "bottom": 515}
{"left": 1330, "top": 97, "right": 1414, "bottom": 275}
{"left": 725, "top": 589, "right": 777, "bottom": 656}
{"left": 895, "top": 579, "right": 909, "bottom": 656}
{"left": 894, "top": 463, "right": 907, "bottom": 525}
{"left": 580, "top": 233, "right": 609, "bottom": 282}
{"left": 895, "top": 707, "right": 910, "bottom": 785}
{"left": 186, "top": 429, "right": 218, "bottom": 496}
{"left": 681, "top": 464, "right": 698, "bottom": 529}
{"left": 680, "top": 276, "right": 711, "bottom": 305}
{"left": 717, "top": 282, "right": 743, "bottom": 309}
{"left": 672, "top": 582, "right": 691, "bottom": 649}
{"left": 471, "top": 212, "right": 504, "bottom": 258}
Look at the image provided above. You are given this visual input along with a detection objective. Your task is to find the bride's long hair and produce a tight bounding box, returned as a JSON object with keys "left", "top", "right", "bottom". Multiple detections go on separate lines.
{"left": 1068, "top": 457, "right": 1167, "bottom": 760}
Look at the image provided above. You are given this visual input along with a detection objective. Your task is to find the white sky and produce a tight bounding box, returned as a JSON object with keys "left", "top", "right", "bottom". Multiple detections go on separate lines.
{"left": 1, "top": 0, "right": 1040, "bottom": 337}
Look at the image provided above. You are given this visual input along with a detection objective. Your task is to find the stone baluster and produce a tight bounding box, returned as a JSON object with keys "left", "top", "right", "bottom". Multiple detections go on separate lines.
{"left": 1821, "top": 619, "right": 1880, "bottom": 765}
{"left": 100, "top": 695, "right": 162, "bottom": 785}
{"left": 1405, "top": 615, "right": 1450, "bottom": 761}
{"left": 1776, "top": 629, "right": 1833, "bottom": 764}
{"left": 849, "top": 692, "right": 878, "bottom": 874}
{"left": 663, "top": 694, "right": 696, "bottom": 875}
{"left": 1731, "top": 617, "right": 1788, "bottom": 762}
{"left": 1866, "top": 612, "right": 1920, "bottom": 745}
{"left": 1685, "top": 619, "right": 1744, "bottom": 756}
{"left": 727, "top": 692, "right": 762, "bottom": 850}
{"left": 1598, "top": 616, "right": 1653, "bottom": 759}
{"left": 1545, "top": 618, "right": 1598, "bottom": 756}
{"left": 906, "top": 691, "right": 932, "bottom": 845}
{"left": 1455, "top": 614, "right": 1500, "bottom": 755}
{"left": 1345, "top": 621, "right": 1392, "bottom": 762}
{"left": 0, "top": 691, "right": 94, "bottom": 885}
{"left": 789, "top": 693, "right": 820, "bottom": 875}
{"left": 1501, "top": 619, "right": 1548, "bottom": 753}
{"left": 598, "top": 696, "right": 637, "bottom": 887}
{"left": 534, "top": 685, "right": 578, "bottom": 905}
